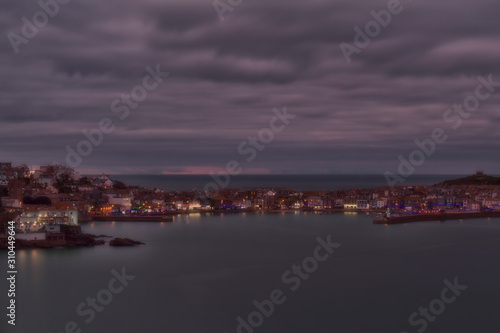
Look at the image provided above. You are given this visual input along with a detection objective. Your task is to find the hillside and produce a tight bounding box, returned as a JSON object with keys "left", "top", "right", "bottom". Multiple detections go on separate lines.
{"left": 440, "top": 172, "right": 500, "bottom": 186}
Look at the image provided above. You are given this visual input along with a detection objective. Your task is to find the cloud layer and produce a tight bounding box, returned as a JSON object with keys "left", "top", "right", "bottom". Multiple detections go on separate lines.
{"left": 1, "top": 0, "right": 500, "bottom": 174}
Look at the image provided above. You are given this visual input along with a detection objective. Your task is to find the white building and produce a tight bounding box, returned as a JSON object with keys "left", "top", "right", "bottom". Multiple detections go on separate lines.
{"left": 78, "top": 185, "right": 95, "bottom": 192}
{"left": 482, "top": 198, "right": 500, "bottom": 209}
{"left": 93, "top": 174, "right": 113, "bottom": 188}
{"left": 18, "top": 206, "right": 79, "bottom": 232}
{"left": 344, "top": 202, "right": 357, "bottom": 209}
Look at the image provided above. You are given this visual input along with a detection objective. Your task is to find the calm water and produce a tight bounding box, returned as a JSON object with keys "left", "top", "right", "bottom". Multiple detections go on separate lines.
{"left": 2, "top": 213, "right": 500, "bottom": 333}
{"left": 108, "top": 174, "right": 471, "bottom": 191}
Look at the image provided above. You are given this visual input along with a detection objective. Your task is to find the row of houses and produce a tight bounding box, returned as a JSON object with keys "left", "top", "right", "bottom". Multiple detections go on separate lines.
{"left": 17, "top": 204, "right": 79, "bottom": 232}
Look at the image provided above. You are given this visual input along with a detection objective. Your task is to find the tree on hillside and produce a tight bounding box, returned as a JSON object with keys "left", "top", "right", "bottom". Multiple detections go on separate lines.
{"left": 0, "top": 187, "right": 8, "bottom": 197}
{"left": 113, "top": 181, "right": 128, "bottom": 190}
{"left": 79, "top": 177, "right": 92, "bottom": 185}
{"left": 23, "top": 196, "right": 52, "bottom": 206}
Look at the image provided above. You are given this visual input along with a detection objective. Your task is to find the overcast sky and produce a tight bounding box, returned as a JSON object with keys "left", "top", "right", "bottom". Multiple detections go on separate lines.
{"left": 1, "top": 0, "right": 500, "bottom": 174}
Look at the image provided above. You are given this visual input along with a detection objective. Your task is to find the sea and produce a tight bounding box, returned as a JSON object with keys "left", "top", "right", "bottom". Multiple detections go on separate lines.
{"left": 2, "top": 212, "right": 500, "bottom": 333}
{"left": 2, "top": 175, "right": 500, "bottom": 333}
{"left": 107, "top": 174, "right": 472, "bottom": 191}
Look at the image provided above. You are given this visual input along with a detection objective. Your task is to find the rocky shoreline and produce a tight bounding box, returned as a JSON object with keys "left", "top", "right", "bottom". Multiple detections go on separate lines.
{"left": 0, "top": 224, "right": 145, "bottom": 250}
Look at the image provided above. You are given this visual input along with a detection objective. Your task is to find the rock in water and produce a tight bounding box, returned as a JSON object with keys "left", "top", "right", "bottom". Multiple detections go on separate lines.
{"left": 109, "top": 238, "right": 145, "bottom": 246}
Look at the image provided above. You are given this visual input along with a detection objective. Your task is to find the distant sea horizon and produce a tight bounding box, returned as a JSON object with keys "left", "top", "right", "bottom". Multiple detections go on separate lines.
{"left": 83, "top": 174, "right": 494, "bottom": 191}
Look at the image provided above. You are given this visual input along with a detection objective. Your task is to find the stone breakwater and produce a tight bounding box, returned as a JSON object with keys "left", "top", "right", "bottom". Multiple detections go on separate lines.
{"left": 374, "top": 211, "right": 500, "bottom": 224}
{"left": 91, "top": 215, "right": 173, "bottom": 222}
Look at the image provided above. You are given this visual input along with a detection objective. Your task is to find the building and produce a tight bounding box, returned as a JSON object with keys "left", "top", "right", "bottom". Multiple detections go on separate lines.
{"left": 16, "top": 232, "right": 46, "bottom": 241}
{"left": 0, "top": 163, "right": 12, "bottom": 170}
{"left": 78, "top": 185, "right": 95, "bottom": 192}
{"left": 38, "top": 165, "right": 80, "bottom": 180}
{"left": 8, "top": 179, "right": 23, "bottom": 201}
{"left": 0, "top": 174, "right": 8, "bottom": 186}
{"left": 356, "top": 199, "right": 370, "bottom": 209}
{"left": 92, "top": 174, "right": 114, "bottom": 189}
{"left": 109, "top": 196, "right": 132, "bottom": 212}
{"left": 18, "top": 205, "right": 79, "bottom": 232}
{"left": 1, "top": 198, "right": 21, "bottom": 210}
{"left": 344, "top": 200, "right": 357, "bottom": 209}
{"left": 482, "top": 198, "right": 500, "bottom": 209}
{"left": 37, "top": 177, "right": 54, "bottom": 187}
{"left": 307, "top": 196, "right": 324, "bottom": 209}
{"left": 469, "top": 201, "right": 482, "bottom": 211}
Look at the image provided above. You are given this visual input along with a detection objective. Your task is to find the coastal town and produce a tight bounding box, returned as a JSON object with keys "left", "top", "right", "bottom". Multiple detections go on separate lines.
{"left": 1, "top": 162, "right": 500, "bottom": 248}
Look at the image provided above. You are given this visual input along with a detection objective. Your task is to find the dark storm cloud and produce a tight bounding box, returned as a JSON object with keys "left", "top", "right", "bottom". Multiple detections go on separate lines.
{"left": 1, "top": 0, "right": 500, "bottom": 174}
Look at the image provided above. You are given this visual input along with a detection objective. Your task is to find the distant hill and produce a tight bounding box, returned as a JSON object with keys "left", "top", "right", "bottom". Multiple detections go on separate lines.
{"left": 440, "top": 172, "right": 500, "bottom": 186}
